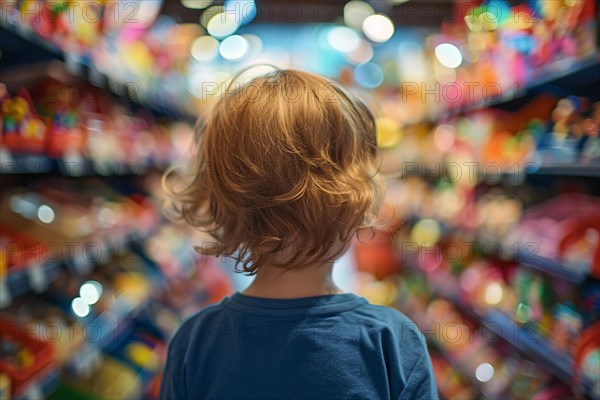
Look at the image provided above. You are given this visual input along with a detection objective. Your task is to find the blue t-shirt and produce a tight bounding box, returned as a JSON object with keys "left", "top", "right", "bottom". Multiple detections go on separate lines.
{"left": 160, "top": 292, "right": 438, "bottom": 400}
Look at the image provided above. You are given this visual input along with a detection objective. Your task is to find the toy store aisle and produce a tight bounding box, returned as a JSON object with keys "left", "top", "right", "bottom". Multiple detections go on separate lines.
{"left": 1, "top": 1, "right": 599, "bottom": 399}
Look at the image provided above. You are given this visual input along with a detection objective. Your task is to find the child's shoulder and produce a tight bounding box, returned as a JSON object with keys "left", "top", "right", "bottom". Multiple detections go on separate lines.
{"left": 353, "top": 302, "right": 425, "bottom": 343}
{"left": 355, "top": 301, "right": 419, "bottom": 325}
{"left": 169, "top": 300, "right": 228, "bottom": 343}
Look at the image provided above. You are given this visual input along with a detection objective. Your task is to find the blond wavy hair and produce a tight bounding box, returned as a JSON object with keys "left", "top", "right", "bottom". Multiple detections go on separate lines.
{"left": 163, "top": 68, "right": 384, "bottom": 274}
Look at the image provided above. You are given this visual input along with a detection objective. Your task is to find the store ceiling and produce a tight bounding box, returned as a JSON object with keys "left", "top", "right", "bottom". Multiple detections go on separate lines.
{"left": 161, "top": 0, "right": 456, "bottom": 26}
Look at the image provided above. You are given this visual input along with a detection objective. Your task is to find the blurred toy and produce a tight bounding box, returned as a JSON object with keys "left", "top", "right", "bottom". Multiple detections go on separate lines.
{"left": 45, "top": 91, "right": 86, "bottom": 158}
{"left": 110, "top": 328, "right": 165, "bottom": 390}
{"left": 0, "top": 318, "right": 55, "bottom": 396}
{"left": 475, "top": 192, "right": 523, "bottom": 242}
{"left": 0, "top": 373, "right": 9, "bottom": 400}
{"left": 549, "top": 303, "right": 582, "bottom": 355}
{"left": 577, "top": 279, "right": 600, "bottom": 327}
{"left": 481, "top": 129, "right": 536, "bottom": 168}
{"left": 3, "top": 295, "right": 86, "bottom": 365}
{"left": 0, "top": 341, "right": 33, "bottom": 370}
{"left": 557, "top": 214, "right": 600, "bottom": 279}
{"left": 58, "top": 355, "right": 142, "bottom": 400}
{"left": 508, "top": 193, "right": 600, "bottom": 274}
{"left": 18, "top": 1, "right": 46, "bottom": 29}
{"left": 581, "top": 102, "right": 600, "bottom": 164}
{"left": 31, "top": 1, "right": 70, "bottom": 41}
{"left": 85, "top": 111, "right": 125, "bottom": 169}
{"left": 1, "top": 89, "right": 47, "bottom": 153}
{"left": 573, "top": 321, "right": 600, "bottom": 399}
{"left": 514, "top": 269, "right": 554, "bottom": 333}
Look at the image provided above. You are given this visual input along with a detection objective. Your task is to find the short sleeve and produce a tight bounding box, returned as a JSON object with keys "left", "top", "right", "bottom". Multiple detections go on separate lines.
{"left": 398, "top": 351, "right": 438, "bottom": 400}
{"left": 160, "top": 334, "right": 188, "bottom": 400}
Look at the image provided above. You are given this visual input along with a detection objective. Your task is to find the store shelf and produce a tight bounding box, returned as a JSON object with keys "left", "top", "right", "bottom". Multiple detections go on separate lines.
{"left": 516, "top": 252, "right": 589, "bottom": 285}
{"left": 1, "top": 261, "right": 62, "bottom": 310}
{"left": 481, "top": 309, "right": 572, "bottom": 384}
{"left": 422, "top": 54, "right": 599, "bottom": 124}
{"left": 63, "top": 275, "right": 157, "bottom": 373}
{"left": 0, "top": 153, "right": 166, "bottom": 177}
{"left": 64, "top": 232, "right": 176, "bottom": 376}
{"left": 65, "top": 289, "right": 160, "bottom": 378}
{"left": 439, "top": 294, "right": 584, "bottom": 395}
{"left": 395, "top": 161, "right": 600, "bottom": 185}
{"left": 1, "top": 224, "right": 163, "bottom": 310}
{"left": 0, "top": 23, "right": 193, "bottom": 121}
{"left": 65, "top": 276, "right": 185, "bottom": 388}
{"left": 402, "top": 56, "right": 600, "bottom": 127}
{"left": 526, "top": 164, "right": 600, "bottom": 178}
{"left": 415, "top": 267, "right": 579, "bottom": 392}
{"left": 0, "top": 153, "right": 55, "bottom": 175}
{"left": 495, "top": 164, "right": 600, "bottom": 181}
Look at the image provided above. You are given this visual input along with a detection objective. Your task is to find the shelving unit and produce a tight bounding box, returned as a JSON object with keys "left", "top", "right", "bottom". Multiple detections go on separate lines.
{"left": 61, "top": 237, "right": 200, "bottom": 381}
{"left": 404, "top": 229, "right": 598, "bottom": 399}
{"left": 412, "top": 265, "right": 589, "bottom": 396}
{"left": 3, "top": 9, "right": 596, "bottom": 128}
{"left": 414, "top": 54, "right": 599, "bottom": 126}
{"left": 482, "top": 310, "right": 572, "bottom": 384}
{"left": 0, "top": 23, "right": 194, "bottom": 122}
{"left": 516, "top": 252, "right": 589, "bottom": 285}
{"left": 2, "top": 1, "right": 598, "bottom": 399}
{"left": 394, "top": 160, "right": 600, "bottom": 185}
{"left": 66, "top": 296, "right": 148, "bottom": 375}
{"left": 0, "top": 219, "right": 190, "bottom": 400}
{"left": 394, "top": 56, "right": 600, "bottom": 395}
{"left": 0, "top": 261, "right": 62, "bottom": 309}
{"left": 0, "top": 10, "right": 207, "bottom": 396}
{"left": 1, "top": 154, "right": 166, "bottom": 177}
{"left": 1, "top": 223, "right": 160, "bottom": 305}
{"left": 526, "top": 164, "right": 600, "bottom": 178}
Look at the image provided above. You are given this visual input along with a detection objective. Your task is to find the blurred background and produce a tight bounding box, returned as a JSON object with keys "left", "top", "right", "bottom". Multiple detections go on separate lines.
{"left": 0, "top": 0, "right": 599, "bottom": 399}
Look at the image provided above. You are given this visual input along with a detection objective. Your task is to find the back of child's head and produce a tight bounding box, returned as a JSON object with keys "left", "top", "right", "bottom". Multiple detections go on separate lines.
{"left": 165, "top": 68, "right": 384, "bottom": 274}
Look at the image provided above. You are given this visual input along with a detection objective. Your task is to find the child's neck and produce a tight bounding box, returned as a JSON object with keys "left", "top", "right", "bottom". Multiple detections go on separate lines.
{"left": 242, "top": 262, "right": 342, "bottom": 299}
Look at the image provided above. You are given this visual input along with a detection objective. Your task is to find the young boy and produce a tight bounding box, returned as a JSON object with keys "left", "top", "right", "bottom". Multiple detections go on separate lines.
{"left": 161, "top": 69, "right": 437, "bottom": 400}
